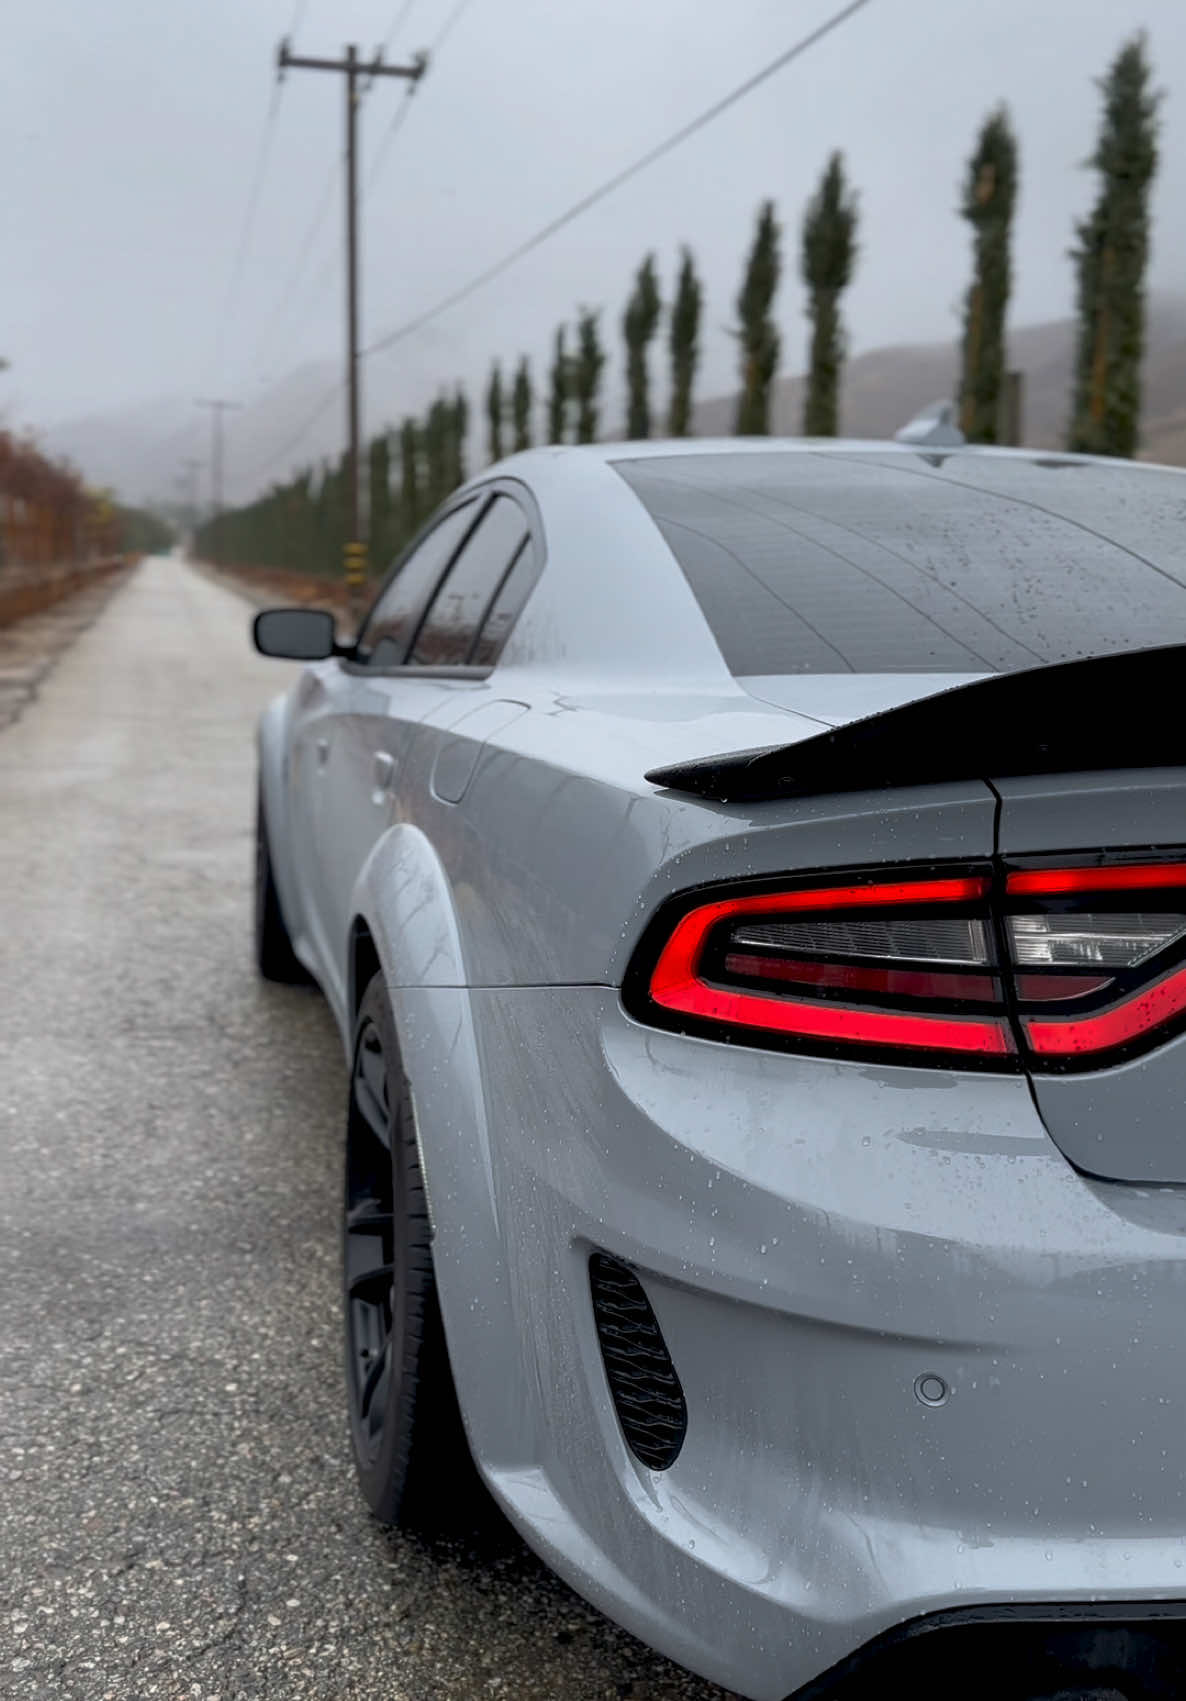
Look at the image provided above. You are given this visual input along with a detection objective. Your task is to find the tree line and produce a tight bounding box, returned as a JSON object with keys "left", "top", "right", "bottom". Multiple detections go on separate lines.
{"left": 0, "top": 430, "right": 170, "bottom": 567}
{"left": 198, "top": 32, "right": 1160, "bottom": 577}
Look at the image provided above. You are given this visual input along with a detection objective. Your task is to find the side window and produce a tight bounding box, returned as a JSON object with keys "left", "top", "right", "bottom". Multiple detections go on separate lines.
{"left": 409, "top": 495, "right": 530, "bottom": 666}
{"left": 356, "top": 500, "right": 479, "bottom": 668}
{"left": 470, "top": 537, "right": 539, "bottom": 667}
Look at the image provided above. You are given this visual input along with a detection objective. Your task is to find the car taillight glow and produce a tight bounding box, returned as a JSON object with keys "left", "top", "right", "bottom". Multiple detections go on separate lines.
{"left": 633, "top": 858, "right": 1186, "bottom": 1070}
{"left": 1024, "top": 962, "right": 1186, "bottom": 1057}
{"left": 643, "top": 871, "right": 1013, "bottom": 1061}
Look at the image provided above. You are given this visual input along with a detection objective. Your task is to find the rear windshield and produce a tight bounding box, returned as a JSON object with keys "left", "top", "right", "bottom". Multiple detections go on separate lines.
{"left": 613, "top": 451, "right": 1186, "bottom": 674}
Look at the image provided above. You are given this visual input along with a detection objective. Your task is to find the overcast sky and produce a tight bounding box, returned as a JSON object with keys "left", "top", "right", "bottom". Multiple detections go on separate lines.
{"left": 4, "top": 0, "right": 1184, "bottom": 472}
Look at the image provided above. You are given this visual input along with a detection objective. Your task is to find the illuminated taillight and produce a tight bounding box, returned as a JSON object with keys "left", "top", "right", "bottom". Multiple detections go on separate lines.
{"left": 634, "top": 869, "right": 1015, "bottom": 1063}
{"left": 628, "top": 857, "right": 1186, "bottom": 1071}
{"left": 1006, "top": 862, "right": 1186, "bottom": 1065}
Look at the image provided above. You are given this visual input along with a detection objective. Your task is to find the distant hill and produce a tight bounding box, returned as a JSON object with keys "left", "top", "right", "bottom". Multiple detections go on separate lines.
{"left": 694, "top": 293, "right": 1186, "bottom": 465}
{"left": 35, "top": 295, "right": 1186, "bottom": 510}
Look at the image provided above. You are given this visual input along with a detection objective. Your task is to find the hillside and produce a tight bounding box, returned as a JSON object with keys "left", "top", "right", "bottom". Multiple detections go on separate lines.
{"left": 693, "top": 294, "right": 1186, "bottom": 463}
{"left": 36, "top": 295, "right": 1186, "bottom": 509}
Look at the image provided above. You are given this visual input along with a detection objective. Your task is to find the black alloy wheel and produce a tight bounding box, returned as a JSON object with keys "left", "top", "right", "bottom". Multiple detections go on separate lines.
{"left": 343, "top": 973, "right": 470, "bottom": 1526}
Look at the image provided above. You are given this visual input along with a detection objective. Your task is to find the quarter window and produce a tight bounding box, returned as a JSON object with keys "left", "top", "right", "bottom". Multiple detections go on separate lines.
{"left": 409, "top": 495, "right": 531, "bottom": 666}
{"left": 356, "top": 500, "right": 479, "bottom": 668}
{"left": 470, "top": 538, "right": 539, "bottom": 667}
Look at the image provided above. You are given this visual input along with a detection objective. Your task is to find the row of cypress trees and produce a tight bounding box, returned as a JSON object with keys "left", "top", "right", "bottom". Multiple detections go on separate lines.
{"left": 199, "top": 32, "right": 1161, "bottom": 575}
{"left": 957, "top": 33, "right": 1159, "bottom": 456}
{"left": 480, "top": 165, "right": 857, "bottom": 455}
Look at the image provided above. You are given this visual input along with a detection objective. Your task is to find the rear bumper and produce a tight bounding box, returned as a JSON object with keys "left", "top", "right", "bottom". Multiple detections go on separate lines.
{"left": 425, "top": 985, "right": 1186, "bottom": 1700}
{"left": 794, "top": 1601, "right": 1186, "bottom": 1698}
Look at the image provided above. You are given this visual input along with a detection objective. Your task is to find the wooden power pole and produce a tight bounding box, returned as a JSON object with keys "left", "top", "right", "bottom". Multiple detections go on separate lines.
{"left": 194, "top": 398, "right": 241, "bottom": 515}
{"left": 276, "top": 36, "right": 427, "bottom": 602}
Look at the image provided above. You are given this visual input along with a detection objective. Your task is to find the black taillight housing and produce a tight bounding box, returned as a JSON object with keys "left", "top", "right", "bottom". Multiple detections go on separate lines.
{"left": 625, "top": 857, "right": 1186, "bottom": 1072}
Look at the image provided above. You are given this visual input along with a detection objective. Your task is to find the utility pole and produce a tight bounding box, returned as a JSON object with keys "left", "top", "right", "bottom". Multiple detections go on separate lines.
{"left": 276, "top": 36, "right": 427, "bottom": 606}
{"left": 178, "top": 458, "right": 203, "bottom": 551}
{"left": 194, "top": 398, "right": 241, "bottom": 515}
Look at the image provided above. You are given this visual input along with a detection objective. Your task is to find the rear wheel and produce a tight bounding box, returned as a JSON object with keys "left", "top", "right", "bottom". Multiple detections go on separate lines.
{"left": 343, "top": 973, "right": 472, "bottom": 1526}
{"left": 254, "top": 789, "right": 305, "bottom": 983}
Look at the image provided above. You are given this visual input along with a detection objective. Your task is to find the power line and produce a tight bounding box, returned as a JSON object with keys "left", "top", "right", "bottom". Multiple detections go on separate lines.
{"left": 195, "top": 398, "right": 243, "bottom": 513}
{"left": 240, "top": 7, "right": 432, "bottom": 384}
{"left": 274, "top": 40, "right": 427, "bottom": 591}
{"left": 242, "top": 379, "right": 343, "bottom": 488}
{"left": 367, "top": 0, "right": 475, "bottom": 189}
{"left": 364, "top": 0, "right": 874, "bottom": 361}
{"left": 238, "top": 0, "right": 871, "bottom": 493}
{"left": 244, "top": 1, "right": 476, "bottom": 478}
{"left": 244, "top": 154, "right": 341, "bottom": 383}
{"left": 208, "top": 0, "right": 311, "bottom": 381}
{"left": 381, "top": 0, "right": 418, "bottom": 51}
{"left": 207, "top": 86, "right": 284, "bottom": 383}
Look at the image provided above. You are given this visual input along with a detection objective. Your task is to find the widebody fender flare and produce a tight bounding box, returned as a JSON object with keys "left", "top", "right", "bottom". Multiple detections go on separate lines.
{"left": 348, "top": 823, "right": 539, "bottom": 1471}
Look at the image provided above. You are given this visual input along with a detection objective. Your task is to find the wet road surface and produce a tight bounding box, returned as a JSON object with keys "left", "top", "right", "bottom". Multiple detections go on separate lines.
{"left": 0, "top": 559, "right": 734, "bottom": 1701}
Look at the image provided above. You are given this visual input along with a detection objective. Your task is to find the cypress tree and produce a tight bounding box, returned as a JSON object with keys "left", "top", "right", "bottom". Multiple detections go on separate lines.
{"left": 735, "top": 200, "right": 782, "bottom": 435}
{"left": 368, "top": 432, "right": 393, "bottom": 569}
{"left": 1068, "top": 34, "right": 1160, "bottom": 457}
{"left": 511, "top": 356, "right": 533, "bottom": 451}
{"left": 425, "top": 397, "right": 452, "bottom": 509}
{"left": 957, "top": 110, "right": 1018, "bottom": 443}
{"left": 485, "top": 362, "right": 504, "bottom": 464}
{"left": 572, "top": 310, "right": 605, "bottom": 444}
{"left": 667, "top": 247, "right": 703, "bottom": 437}
{"left": 324, "top": 454, "right": 348, "bottom": 576}
{"left": 622, "top": 254, "right": 662, "bottom": 439}
{"left": 399, "top": 417, "right": 421, "bottom": 543}
{"left": 547, "top": 327, "right": 569, "bottom": 444}
{"left": 450, "top": 387, "right": 468, "bottom": 490}
{"left": 801, "top": 153, "right": 859, "bottom": 438}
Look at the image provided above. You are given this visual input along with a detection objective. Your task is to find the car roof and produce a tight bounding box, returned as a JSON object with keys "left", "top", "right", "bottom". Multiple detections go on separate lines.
{"left": 483, "top": 436, "right": 1186, "bottom": 481}
{"left": 466, "top": 438, "right": 1186, "bottom": 684}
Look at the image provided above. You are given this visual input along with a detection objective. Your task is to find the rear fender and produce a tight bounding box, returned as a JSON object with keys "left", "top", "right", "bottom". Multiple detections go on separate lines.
{"left": 348, "top": 826, "right": 537, "bottom": 1471}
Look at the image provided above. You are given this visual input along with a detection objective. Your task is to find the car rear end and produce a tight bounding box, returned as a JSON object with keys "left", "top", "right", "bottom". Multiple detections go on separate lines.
{"left": 473, "top": 771, "right": 1186, "bottom": 1697}
{"left": 449, "top": 447, "right": 1186, "bottom": 1698}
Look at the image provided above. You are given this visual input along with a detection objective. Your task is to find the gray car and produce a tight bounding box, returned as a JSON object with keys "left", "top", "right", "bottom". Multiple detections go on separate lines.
{"left": 252, "top": 440, "right": 1186, "bottom": 1699}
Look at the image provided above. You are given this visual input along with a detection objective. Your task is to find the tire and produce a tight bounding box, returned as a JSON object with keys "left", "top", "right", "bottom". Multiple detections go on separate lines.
{"left": 343, "top": 972, "right": 472, "bottom": 1526}
{"left": 254, "top": 788, "right": 306, "bottom": 983}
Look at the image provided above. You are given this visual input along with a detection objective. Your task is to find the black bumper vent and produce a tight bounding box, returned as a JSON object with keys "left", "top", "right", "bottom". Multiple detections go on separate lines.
{"left": 589, "top": 1253, "right": 687, "bottom": 1471}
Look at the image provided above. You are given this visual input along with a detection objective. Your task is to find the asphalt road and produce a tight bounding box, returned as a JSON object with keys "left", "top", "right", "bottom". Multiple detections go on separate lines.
{"left": 0, "top": 559, "right": 734, "bottom": 1701}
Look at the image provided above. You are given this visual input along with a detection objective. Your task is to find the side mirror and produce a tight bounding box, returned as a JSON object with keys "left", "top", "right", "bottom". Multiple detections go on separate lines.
{"left": 252, "top": 607, "right": 339, "bottom": 661}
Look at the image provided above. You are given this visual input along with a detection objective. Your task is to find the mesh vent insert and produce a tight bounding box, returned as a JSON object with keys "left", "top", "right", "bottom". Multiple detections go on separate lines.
{"left": 589, "top": 1253, "right": 687, "bottom": 1471}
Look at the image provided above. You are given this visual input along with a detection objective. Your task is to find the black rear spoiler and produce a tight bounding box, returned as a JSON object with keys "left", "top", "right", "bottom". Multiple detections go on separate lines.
{"left": 645, "top": 644, "right": 1186, "bottom": 804}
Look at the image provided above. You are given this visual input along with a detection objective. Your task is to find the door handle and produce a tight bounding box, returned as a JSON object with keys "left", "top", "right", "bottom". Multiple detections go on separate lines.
{"left": 315, "top": 737, "right": 330, "bottom": 768}
{"left": 372, "top": 751, "right": 395, "bottom": 793}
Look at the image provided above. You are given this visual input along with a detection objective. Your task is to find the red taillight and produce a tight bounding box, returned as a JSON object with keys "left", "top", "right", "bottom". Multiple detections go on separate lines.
{"left": 1006, "top": 859, "right": 1186, "bottom": 1065}
{"left": 641, "top": 871, "right": 1014, "bottom": 1063}
{"left": 1024, "top": 962, "right": 1186, "bottom": 1057}
{"left": 1008, "top": 864, "right": 1186, "bottom": 897}
{"left": 631, "top": 858, "right": 1186, "bottom": 1070}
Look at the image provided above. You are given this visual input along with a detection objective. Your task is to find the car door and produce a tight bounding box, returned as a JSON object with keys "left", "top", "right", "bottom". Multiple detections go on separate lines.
{"left": 302, "top": 498, "right": 483, "bottom": 1006}
{"left": 285, "top": 657, "right": 344, "bottom": 976}
{"left": 313, "top": 490, "right": 535, "bottom": 1010}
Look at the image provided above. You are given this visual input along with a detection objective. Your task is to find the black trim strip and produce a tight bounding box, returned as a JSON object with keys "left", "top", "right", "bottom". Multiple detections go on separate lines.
{"left": 789, "top": 1598, "right": 1186, "bottom": 1699}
